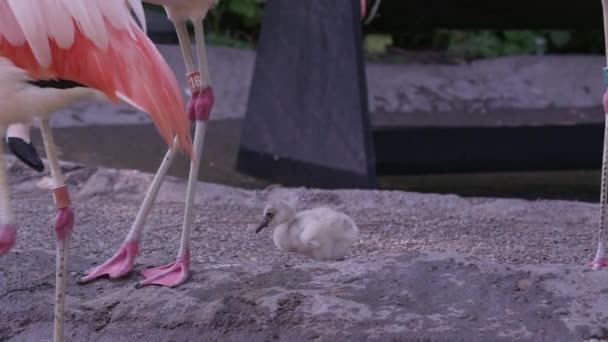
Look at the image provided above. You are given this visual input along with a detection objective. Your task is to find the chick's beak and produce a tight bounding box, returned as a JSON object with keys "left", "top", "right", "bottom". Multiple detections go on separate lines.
{"left": 255, "top": 215, "right": 272, "bottom": 233}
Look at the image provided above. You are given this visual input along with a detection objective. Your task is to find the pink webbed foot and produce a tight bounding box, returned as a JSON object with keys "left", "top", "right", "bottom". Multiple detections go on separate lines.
{"left": 79, "top": 240, "right": 139, "bottom": 283}
{"left": 588, "top": 258, "right": 608, "bottom": 270}
{"left": 136, "top": 251, "right": 190, "bottom": 288}
{"left": 0, "top": 224, "right": 16, "bottom": 256}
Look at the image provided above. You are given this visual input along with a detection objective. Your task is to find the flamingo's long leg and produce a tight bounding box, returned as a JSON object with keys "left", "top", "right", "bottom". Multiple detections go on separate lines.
{"left": 590, "top": 0, "right": 608, "bottom": 270}
{"left": 591, "top": 116, "right": 608, "bottom": 269}
{"left": 79, "top": 19, "right": 200, "bottom": 284}
{"left": 0, "top": 126, "right": 16, "bottom": 256}
{"left": 173, "top": 21, "right": 198, "bottom": 74}
{"left": 79, "top": 143, "right": 178, "bottom": 282}
{"left": 40, "top": 118, "right": 74, "bottom": 342}
{"left": 137, "top": 19, "right": 212, "bottom": 288}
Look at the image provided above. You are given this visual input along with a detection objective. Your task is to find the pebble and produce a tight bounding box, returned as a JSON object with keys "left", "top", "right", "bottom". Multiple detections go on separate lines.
{"left": 552, "top": 307, "right": 569, "bottom": 316}
{"left": 518, "top": 279, "right": 532, "bottom": 291}
{"left": 590, "top": 326, "right": 607, "bottom": 338}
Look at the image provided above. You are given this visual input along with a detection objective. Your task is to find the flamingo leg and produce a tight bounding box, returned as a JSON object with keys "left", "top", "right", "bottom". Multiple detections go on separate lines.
{"left": 79, "top": 143, "right": 178, "bottom": 283}
{"left": 590, "top": 0, "right": 608, "bottom": 270}
{"left": 590, "top": 116, "right": 608, "bottom": 269}
{"left": 79, "top": 19, "right": 201, "bottom": 284}
{"left": 137, "top": 18, "right": 212, "bottom": 288}
{"left": 0, "top": 127, "right": 16, "bottom": 256}
{"left": 40, "top": 119, "right": 74, "bottom": 342}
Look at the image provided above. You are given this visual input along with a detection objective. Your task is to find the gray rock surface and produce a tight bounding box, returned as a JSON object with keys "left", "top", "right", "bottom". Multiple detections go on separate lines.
{"left": 1, "top": 158, "right": 608, "bottom": 341}
{"left": 367, "top": 55, "right": 604, "bottom": 114}
{"left": 40, "top": 44, "right": 606, "bottom": 128}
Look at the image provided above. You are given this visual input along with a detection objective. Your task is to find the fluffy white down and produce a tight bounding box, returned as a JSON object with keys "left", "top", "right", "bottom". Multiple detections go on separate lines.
{"left": 260, "top": 202, "right": 360, "bottom": 261}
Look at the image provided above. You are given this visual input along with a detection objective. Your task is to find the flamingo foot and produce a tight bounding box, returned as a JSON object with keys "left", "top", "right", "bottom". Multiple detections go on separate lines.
{"left": 0, "top": 224, "right": 16, "bottom": 256}
{"left": 136, "top": 250, "right": 190, "bottom": 288}
{"left": 79, "top": 240, "right": 139, "bottom": 283}
{"left": 589, "top": 258, "right": 608, "bottom": 270}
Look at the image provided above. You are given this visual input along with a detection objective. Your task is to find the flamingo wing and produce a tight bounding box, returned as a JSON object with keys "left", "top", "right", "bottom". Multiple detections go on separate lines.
{"left": 0, "top": 0, "right": 192, "bottom": 156}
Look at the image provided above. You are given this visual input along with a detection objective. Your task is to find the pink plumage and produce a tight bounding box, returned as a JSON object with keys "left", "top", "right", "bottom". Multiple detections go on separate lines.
{"left": 0, "top": 0, "right": 193, "bottom": 157}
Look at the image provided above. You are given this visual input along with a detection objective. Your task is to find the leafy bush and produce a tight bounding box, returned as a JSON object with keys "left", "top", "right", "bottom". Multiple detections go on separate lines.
{"left": 145, "top": 0, "right": 264, "bottom": 48}
{"left": 205, "top": 0, "right": 264, "bottom": 47}
{"left": 146, "top": 1, "right": 606, "bottom": 58}
{"left": 434, "top": 30, "right": 604, "bottom": 59}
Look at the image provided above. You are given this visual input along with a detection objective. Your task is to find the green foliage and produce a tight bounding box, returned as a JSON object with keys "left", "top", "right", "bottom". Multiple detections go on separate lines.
{"left": 451, "top": 30, "right": 550, "bottom": 58}
{"left": 224, "top": 0, "right": 262, "bottom": 24}
{"left": 364, "top": 34, "right": 394, "bottom": 55}
{"left": 147, "top": 2, "right": 606, "bottom": 58}
{"left": 204, "top": 0, "right": 264, "bottom": 48}
{"left": 145, "top": 0, "right": 263, "bottom": 49}
{"left": 390, "top": 30, "right": 605, "bottom": 60}
{"left": 547, "top": 31, "right": 571, "bottom": 48}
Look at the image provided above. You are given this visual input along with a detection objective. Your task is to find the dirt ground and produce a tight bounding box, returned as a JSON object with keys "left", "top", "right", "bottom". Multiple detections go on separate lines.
{"left": 3, "top": 47, "right": 608, "bottom": 341}
{"left": 1, "top": 158, "right": 608, "bottom": 341}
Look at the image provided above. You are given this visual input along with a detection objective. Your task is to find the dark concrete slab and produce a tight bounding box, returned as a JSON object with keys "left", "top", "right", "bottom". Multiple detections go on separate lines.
{"left": 19, "top": 117, "right": 605, "bottom": 201}
{"left": 26, "top": 120, "right": 269, "bottom": 190}
{"left": 237, "top": 0, "right": 376, "bottom": 189}
{"left": 144, "top": 7, "right": 178, "bottom": 44}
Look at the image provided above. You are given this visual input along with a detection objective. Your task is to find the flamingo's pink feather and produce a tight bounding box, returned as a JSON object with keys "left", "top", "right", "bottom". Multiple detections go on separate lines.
{"left": 0, "top": 0, "right": 192, "bottom": 157}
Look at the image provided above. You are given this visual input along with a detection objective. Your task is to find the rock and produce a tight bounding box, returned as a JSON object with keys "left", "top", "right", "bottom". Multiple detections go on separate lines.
{"left": 552, "top": 307, "right": 569, "bottom": 316}
{"left": 518, "top": 279, "right": 533, "bottom": 291}
{"left": 589, "top": 326, "right": 608, "bottom": 339}
{"left": 2, "top": 249, "right": 608, "bottom": 341}
{"left": 237, "top": 0, "right": 374, "bottom": 188}
{"left": 3, "top": 162, "right": 608, "bottom": 341}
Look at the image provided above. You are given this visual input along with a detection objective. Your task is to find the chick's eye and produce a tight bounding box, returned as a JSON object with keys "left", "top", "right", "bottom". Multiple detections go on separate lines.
{"left": 265, "top": 212, "right": 273, "bottom": 217}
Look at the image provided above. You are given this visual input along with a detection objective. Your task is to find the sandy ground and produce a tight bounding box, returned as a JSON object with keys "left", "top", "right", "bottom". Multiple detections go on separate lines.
{"left": 1, "top": 157, "right": 608, "bottom": 341}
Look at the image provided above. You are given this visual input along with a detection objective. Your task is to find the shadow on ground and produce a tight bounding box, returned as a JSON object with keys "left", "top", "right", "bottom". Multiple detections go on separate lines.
{"left": 25, "top": 119, "right": 602, "bottom": 202}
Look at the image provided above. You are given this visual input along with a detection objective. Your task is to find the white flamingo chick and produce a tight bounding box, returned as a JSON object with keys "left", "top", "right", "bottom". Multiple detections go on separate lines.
{"left": 255, "top": 202, "right": 359, "bottom": 261}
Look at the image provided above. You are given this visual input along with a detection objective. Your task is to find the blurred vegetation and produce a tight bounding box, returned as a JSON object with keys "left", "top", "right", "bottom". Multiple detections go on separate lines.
{"left": 144, "top": 0, "right": 263, "bottom": 48}
{"left": 145, "top": 0, "right": 606, "bottom": 60}
{"left": 388, "top": 30, "right": 605, "bottom": 59}
{"left": 204, "top": 0, "right": 263, "bottom": 48}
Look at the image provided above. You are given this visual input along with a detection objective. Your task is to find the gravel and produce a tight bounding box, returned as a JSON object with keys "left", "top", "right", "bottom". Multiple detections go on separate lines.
{"left": 6, "top": 157, "right": 599, "bottom": 269}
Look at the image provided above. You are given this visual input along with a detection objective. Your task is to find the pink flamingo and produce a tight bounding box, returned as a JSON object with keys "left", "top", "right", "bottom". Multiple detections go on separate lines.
{"left": 0, "top": 0, "right": 192, "bottom": 340}
{"left": 78, "top": 0, "right": 220, "bottom": 289}
{"left": 5, "top": 0, "right": 372, "bottom": 290}
{"left": 78, "top": 0, "right": 373, "bottom": 289}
